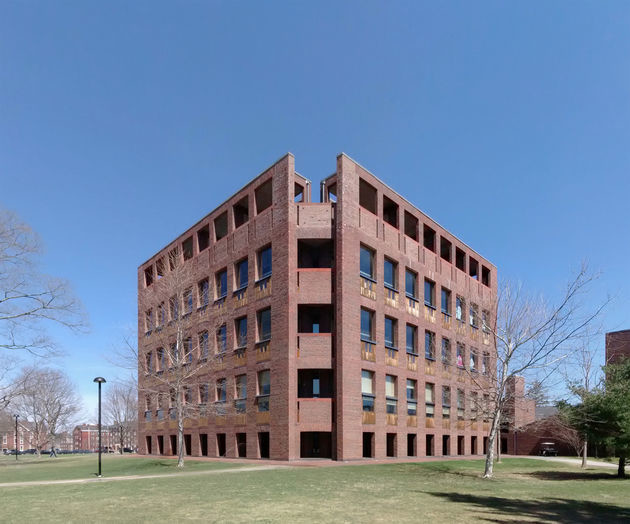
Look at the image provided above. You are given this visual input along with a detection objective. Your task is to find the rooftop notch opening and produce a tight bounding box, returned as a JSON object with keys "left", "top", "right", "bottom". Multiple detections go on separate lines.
{"left": 482, "top": 266, "right": 490, "bottom": 287}
{"left": 233, "top": 196, "right": 249, "bottom": 229}
{"left": 455, "top": 247, "right": 466, "bottom": 272}
{"left": 326, "top": 183, "right": 337, "bottom": 203}
{"left": 294, "top": 182, "right": 304, "bottom": 203}
{"left": 423, "top": 225, "right": 436, "bottom": 252}
{"left": 440, "top": 237, "right": 452, "bottom": 263}
{"left": 404, "top": 211, "right": 418, "bottom": 241}
{"left": 197, "top": 225, "right": 209, "bottom": 252}
{"left": 298, "top": 239, "right": 333, "bottom": 268}
{"left": 255, "top": 179, "right": 272, "bottom": 214}
{"left": 144, "top": 266, "right": 153, "bottom": 287}
{"left": 182, "top": 236, "right": 193, "bottom": 261}
{"left": 469, "top": 257, "right": 479, "bottom": 280}
{"left": 382, "top": 195, "right": 398, "bottom": 229}
{"left": 214, "top": 211, "right": 228, "bottom": 241}
{"left": 359, "top": 178, "right": 377, "bottom": 215}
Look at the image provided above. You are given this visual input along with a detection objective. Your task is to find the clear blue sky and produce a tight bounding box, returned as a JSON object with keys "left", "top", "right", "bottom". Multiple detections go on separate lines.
{"left": 2, "top": 1, "right": 629, "bottom": 414}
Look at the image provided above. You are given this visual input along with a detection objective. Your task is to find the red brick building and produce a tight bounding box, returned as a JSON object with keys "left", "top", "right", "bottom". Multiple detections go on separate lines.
{"left": 138, "top": 153, "right": 499, "bottom": 460}
{"left": 73, "top": 424, "right": 117, "bottom": 452}
{"left": 605, "top": 329, "right": 630, "bottom": 366}
{"left": 1, "top": 420, "right": 37, "bottom": 452}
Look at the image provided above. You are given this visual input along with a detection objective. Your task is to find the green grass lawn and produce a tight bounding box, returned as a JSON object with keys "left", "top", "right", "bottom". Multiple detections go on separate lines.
{"left": 0, "top": 453, "right": 243, "bottom": 483}
{"left": 0, "top": 457, "right": 628, "bottom": 523}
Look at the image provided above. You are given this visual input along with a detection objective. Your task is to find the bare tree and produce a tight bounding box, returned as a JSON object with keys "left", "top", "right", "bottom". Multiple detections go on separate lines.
{"left": 562, "top": 335, "right": 603, "bottom": 468}
{"left": 104, "top": 379, "right": 138, "bottom": 453}
{"left": 479, "top": 264, "right": 607, "bottom": 479}
{"left": 0, "top": 209, "right": 86, "bottom": 357}
{"left": 118, "top": 248, "right": 227, "bottom": 467}
{"left": 12, "top": 367, "right": 81, "bottom": 455}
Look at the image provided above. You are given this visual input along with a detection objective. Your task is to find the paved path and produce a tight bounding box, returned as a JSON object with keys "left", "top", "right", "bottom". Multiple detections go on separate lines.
{"left": 524, "top": 456, "right": 618, "bottom": 469}
{"left": 0, "top": 464, "right": 289, "bottom": 488}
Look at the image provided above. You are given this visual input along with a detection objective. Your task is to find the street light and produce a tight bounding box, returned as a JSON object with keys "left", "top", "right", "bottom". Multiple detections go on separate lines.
{"left": 14, "top": 414, "right": 18, "bottom": 461}
{"left": 93, "top": 377, "right": 106, "bottom": 477}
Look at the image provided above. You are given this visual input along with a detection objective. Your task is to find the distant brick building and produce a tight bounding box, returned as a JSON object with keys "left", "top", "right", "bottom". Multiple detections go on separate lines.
{"left": 138, "top": 153, "right": 501, "bottom": 460}
{"left": 73, "top": 424, "right": 117, "bottom": 452}
{"left": 1, "top": 420, "right": 37, "bottom": 452}
{"left": 605, "top": 329, "right": 630, "bottom": 366}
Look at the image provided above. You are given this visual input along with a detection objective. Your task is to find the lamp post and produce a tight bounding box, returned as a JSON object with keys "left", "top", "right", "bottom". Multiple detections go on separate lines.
{"left": 93, "top": 377, "right": 106, "bottom": 477}
{"left": 14, "top": 414, "right": 18, "bottom": 461}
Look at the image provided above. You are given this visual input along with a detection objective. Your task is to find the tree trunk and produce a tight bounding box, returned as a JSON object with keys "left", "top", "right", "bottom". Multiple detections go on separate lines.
{"left": 119, "top": 426, "right": 124, "bottom": 454}
{"left": 618, "top": 457, "right": 626, "bottom": 479}
{"left": 581, "top": 439, "right": 587, "bottom": 468}
{"left": 177, "top": 399, "right": 184, "bottom": 468}
{"left": 483, "top": 406, "right": 502, "bottom": 478}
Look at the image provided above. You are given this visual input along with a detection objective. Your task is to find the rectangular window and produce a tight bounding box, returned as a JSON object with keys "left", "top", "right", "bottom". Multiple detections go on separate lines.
{"left": 216, "top": 378, "right": 227, "bottom": 403}
{"left": 169, "top": 296, "right": 179, "bottom": 320}
{"left": 214, "top": 211, "right": 228, "bottom": 241}
{"left": 145, "top": 309, "right": 153, "bottom": 333}
{"left": 470, "top": 349, "right": 478, "bottom": 372}
{"left": 258, "top": 308, "right": 271, "bottom": 341}
{"left": 424, "top": 279, "right": 435, "bottom": 308}
{"left": 184, "top": 337, "right": 193, "bottom": 363}
{"left": 442, "top": 386, "right": 451, "bottom": 418}
{"left": 360, "top": 308, "right": 374, "bottom": 341}
{"left": 423, "top": 225, "right": 436, "bottom": 252}
{"left": 441, "top": 338, "right": 451, "bottom": 365}
{"left": 404, "top": 211, "right": 418, "bottom": 241}
{"left": 235, "top": 317, "right": 247, "bottom": 348}
{"left": 235, "top": 374, "right": 247, "bottom": 413}
{"left": 199, "top": 384, "right": 209, "bottom": 404}
{"left": 184, "top": 386, "right": 193, "bottom": 404}
{"left": 456, "top": 344, "right": 465, "bottom": 368}
{"left": 361, "top": 370, "right": 375, "bottom": 412}
{"left": 440, "top": 237, "right": 452, "bottom": 262}
{"left": 470, "top": 303, "right": 479, "bottom": 328}
{"left": 198, "top": 331, "right": 209, "bottom": 360}
{"left": 157, "top": 347, "right": 165, "bottom": 371}
{"left": 384, "top": 316, "right": 397, "bottom": 348}
{"left": 406, "top": 324, "right": 417, "bottom": 355}
{"left": 457, "top": 390, "right": 465, "bottom": 419}
{"left": 216, "top": 269, "right": 228, "bottom": 299}
{"left": 144, "top": 266, "right": 153, "bottom": 287}
{"left": 145, "top": 351, "right": 154, "bottom": 372}
{"left": 384, "top": 258, "right": 397, "bottom": 290}
{"left": 482, "top": 266, "right": 491, "bottom": 287}
{"left": 216, "top": 324, "right": 227, "bottom": 353}
{"left": 198, "top": 279, "right": 209, "bottom": 308}
{"left": 482, "top": 310, "right": 490, "bottom": 333}
{"left": 455, "top": 296, "right": 464, "bottom": 322}
{"left": 441, "top": 288, "right": 451, "bottom": 315}
{"left": 425, "top": 330, "right": 435, "bottom": 360}
{"left": 235, "top": 258, "right": 248, "bottom": 290}
{"left": 184, "top": 288, "right": 193, "bottom": 315}
{"left": 385, "top": 375, "right": 397, "bottom": 414}
{"left": 469, "top": 257, "right": 479, "bottom": 280}
{"left": 482, "top": 352, "right": 490, "bottom": 375}
{"left": 360, "top": 245, "right": 375, "bottom": 280}
{"left": 425, "top": 383, "right": 435, "bottom": 417}
{"left": 257, "top": 370, "right": 270, "bottom": 412}
{"left": 257, "top": 245, "right": 272, "bottom": 279}
{"left": 471, "top": 392, "right": 478, "bottom": 420}
{"left": 407, "top": 379, "right": 417, "bottom": 416}
{"left": 158, "top": 302, "right": 166, "bottom": 327}
{"left": 405, "top": 269, "right": 417, "bottom": 300}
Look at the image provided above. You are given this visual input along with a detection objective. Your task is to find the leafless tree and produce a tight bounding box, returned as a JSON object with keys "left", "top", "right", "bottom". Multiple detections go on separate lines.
{"left": 104, "top": 379, "right": 138, "bottom": 453}
{"left": 12, "top": 366, "right": 82, "bottom": 455}
{"left": 478, "top": 264, "right": 607, "bottom": 479}
{"left": 0, "top": 208, "right": 86, "bottom": 357}
{"left": 562, "top": 335, "right": 603, "bottom": 468}
{"left": 117, "top": 248, "right": 228, "bottom": 467}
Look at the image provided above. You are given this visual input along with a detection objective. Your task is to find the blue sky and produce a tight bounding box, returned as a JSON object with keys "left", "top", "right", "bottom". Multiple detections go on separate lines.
{"left": 2, "top": 1, "right": 629, "bottom": 415}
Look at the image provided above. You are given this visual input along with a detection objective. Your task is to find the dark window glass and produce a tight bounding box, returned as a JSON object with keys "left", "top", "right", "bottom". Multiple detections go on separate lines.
{"left": 236, "top": 317, "right": 247, "bottom": 348}
{"left": 259, "top": 246, "right": 272, "bottom": 279}
{"left": 360, "top": 246, "right": 374, "bottom": 279}
{"left": 441, "top": 288, "right": 450, "bottom": 315}
{"left": 259, "top": 308, "right": 271, "bottom": 341}
{"left": 405, "top": 270, "right": 417, "bottom": 299}
{"left": 424, "top": 280, "right": 435, "bottom": 308}
{"left": 425, "top": 331, "right": 435, "bottom": 359}
{"left": 384, "top": 259, "right": 396, "bottom": 289}
{"left": 236, "top": 259, "right": 248, "bottom": 289}
{"left": 360, "top": 309, "right": 373, "bottom": 340}
{"left": 384, "top": 317, "right": 396, "bottom": 348}
{"left": 217, "top": 270, "right": 228, "bottom": 298}
{"left": 406, "top": 324, "right": 416, "bottom": 354}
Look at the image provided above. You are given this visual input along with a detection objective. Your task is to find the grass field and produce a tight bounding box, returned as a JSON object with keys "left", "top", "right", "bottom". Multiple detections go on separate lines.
{"left": 0, "top": 456, "right": 628, "bottom": 523}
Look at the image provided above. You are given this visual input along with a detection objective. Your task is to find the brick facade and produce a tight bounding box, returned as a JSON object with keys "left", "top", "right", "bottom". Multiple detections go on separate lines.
{"left": 137, "top": 153, "right": 498, "bottom": 461}
{"left": 606, "top": 329, "right": 630, "bottom": 366}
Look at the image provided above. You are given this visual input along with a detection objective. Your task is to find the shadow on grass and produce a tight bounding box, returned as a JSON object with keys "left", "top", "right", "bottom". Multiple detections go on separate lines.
{"left": 526, "top": 470, "right": 623, "bottom": 481}
{"left": 428, "top": 492, "right": 630, "bottom": 523}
